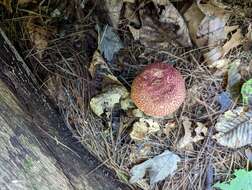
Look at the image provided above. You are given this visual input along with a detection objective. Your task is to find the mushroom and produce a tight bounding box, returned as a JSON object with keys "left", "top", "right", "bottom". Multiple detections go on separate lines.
{"left": 131, "top": 62, "right": 186, "bottom": 117}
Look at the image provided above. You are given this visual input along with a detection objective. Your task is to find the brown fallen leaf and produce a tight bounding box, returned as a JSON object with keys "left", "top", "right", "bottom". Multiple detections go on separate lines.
{"left": 26, "top": 19, "right": 55, "bottom": 59}
{"left": 204, "top": 29, "right": 243, "bottom": 65}
{"left": 89, "top": 50, "right": 107, "bottom": 78}
{"left": 197, "top": 15, "right": 229, "bottom": 47}
{"left": 130, "top": 118, "right": 160, "bottom": 140}
{"left": 197, "top": 0, "right": 230, "bottom": 17}
{"left": 163, "top": 120, "right": 177, "bottom": 136}
{"left": 184, "top": 1, "right": 232, "bottom": 48}
{"left": 186, "top": 0, "right": 244, "bottom": 70}
{"left": 104, "top": 0, "right": 123, "bottom": 28}
{"left": 158, "top": 0, "right": 192, "bottom": 47}
{"left": 129, "top": 144, "right": 152, "bottom": 163}
{"left": 177, "top": 118, "right": 207, "bottom": 149}
{"left": 131, "top": 0, "right": 192, "bottom": 48}
{"left": 222, "top": 29, "right": 243, "bottom": 56}
{"left": 0, "top": 0, "right": 12, "bottom": 12}
{"left": 129, "top": 25, "right": 140, "bottom": 40}
{"left": 89, "top": 50, "right": 123, "bottom": 88}
{"left": 123, "top": 1, "right": 141, "bottom": 27}
{"left": 184, "top": 3, "right": 205, "bottom": 46}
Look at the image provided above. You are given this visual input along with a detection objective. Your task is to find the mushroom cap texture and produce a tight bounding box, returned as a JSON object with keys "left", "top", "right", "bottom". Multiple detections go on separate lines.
{"left": 131, "top": 63, "right": 186, "bottom": 117}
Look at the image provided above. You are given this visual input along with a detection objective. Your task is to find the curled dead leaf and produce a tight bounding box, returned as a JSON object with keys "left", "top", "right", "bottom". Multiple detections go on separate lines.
{"left": 158, "top": 1, "right": 192, "bottom": 47}
{"left": 177, "top": 117, "right": 207, "bottom": 149}
{"left": 89, "top": 50, "right": 123, "bottom": 87}
{"left": 163, "top": 120, "right": 177, "bottom": 136}
{"left": 132, "top": 0, "right": 192, "bottom": 48}
{"left": 89, "top": 50, "right": 107, "bottom": 78}
{"left": 204, "top": 29, "right": 243, "bottom": 65}
{"left": 130, "top": 118, "right": 160, "bottom": 140}
{"left": 120, "top": 97, "right": 135, "bottom": 110}
{"left": 90, "top": 85, "right": 129, "bottom": 117}
{"left": 184, "top": 3, "right": 205, "bottom": 46}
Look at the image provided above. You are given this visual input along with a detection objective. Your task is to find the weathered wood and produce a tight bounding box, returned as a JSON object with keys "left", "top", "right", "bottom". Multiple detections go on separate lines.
{"left": 0, "top": 29, "right": 130, "bottom": 190}
{"left": 0, "top": 80, "right": 74, "bottom": 189}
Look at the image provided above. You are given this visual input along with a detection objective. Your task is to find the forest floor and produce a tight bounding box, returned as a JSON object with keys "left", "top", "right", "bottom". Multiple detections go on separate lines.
{"left": 1, "top": 0, "right": 252, "bottom": 189}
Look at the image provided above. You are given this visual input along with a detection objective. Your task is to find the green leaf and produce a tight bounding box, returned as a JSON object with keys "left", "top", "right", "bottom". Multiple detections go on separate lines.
{"left": 241, "top": 79, "right": 252, "bottom": 106}
{"left": 213, "top": 169, "right": 252, "bottom": 190}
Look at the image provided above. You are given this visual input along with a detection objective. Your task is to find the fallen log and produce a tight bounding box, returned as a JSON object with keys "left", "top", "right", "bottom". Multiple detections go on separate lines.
{"left": 0, "top": 28, "right": 130, "bottom": 190}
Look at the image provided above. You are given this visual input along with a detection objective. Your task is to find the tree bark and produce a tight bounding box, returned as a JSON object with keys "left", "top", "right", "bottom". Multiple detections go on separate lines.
{"left": 0, "top": 29, "right": 130, "bottom": 190}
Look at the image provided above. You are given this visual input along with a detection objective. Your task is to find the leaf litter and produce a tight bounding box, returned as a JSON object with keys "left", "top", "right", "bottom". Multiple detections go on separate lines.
{"left": 129, "top": 150, "right": 181, "bottom": 185}
{"left": 4, "top": 0, "right": 252, "bottom": 189}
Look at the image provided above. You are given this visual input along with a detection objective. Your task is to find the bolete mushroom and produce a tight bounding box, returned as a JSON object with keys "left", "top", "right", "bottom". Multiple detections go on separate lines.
{"left": 131, "top": 62, "right": 186, "bottom": 117}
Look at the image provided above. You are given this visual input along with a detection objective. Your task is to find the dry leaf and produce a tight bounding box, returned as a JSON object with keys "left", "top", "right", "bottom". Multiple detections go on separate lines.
{"left": 209, "top": 58, "right": 230, "bottom": 70}
{"left": 26, "top": 19, "right": 54, "bottom": 59}
{"left": 129, "top": 150, "right": 180, "bottom": 185}
{"left": 89, "top": 50, "right": 107, "bottom": 78}
{"left": 177, "top": 118, "right": 207, "bottom": 149}
{"left": 163, "top": 120, "right": 177, "bottom": 136}
{"left": 177, "top": 117, "right": 193, "bottom": 149}
{"left": 98, "top": 25, "right": 124, "bottom": 63}
{"left": 197, "top": 15, "right": 229, "bottom": 46}
{"left": 222, "top": 29, "right": 243, "bottom": 56}
{"left": 129, "top": 25, "right": 140, "bottom": 41}
{"left": 120, "top": 97, "right": 135, "bottom": 110}
{"left": 227, "top": 59, "right": 242, "bottom": 98}
{"left": 197, "top": 0, "right": 229, "bottom": 17}
{"left": 184, "top": 3, "right": 205, "bottom": 46}
{"left": 214, "top": 106, "right": 252, "bottom": 148}
{"left": 129, "top": 144, "right": 152, "bottom": 163}
{"left": 134, "top": 0, "right": 192, "bottom": 49}
{"left": 123, "top": 1, "right": 141, "bottom": 27}
{"left": 158, "top": 1, "right": 192, "bottom": 47}
{"left": 204, "top": 30, "right": 243, "bottom": 65}
{"left": 185, "top": 1, "right": 233, "bottom": 48}
{"left": 0, "top": 0, "right": 12, "bottom": 12}
{"left": 89, "top": 50, "right": 122, "bottom": 87}
{"left": 90, "top": 85, "right": 129, "bottom": 116}
{"left": 130, "top": 118, "right": 160, "bottom": 140}
{"left": 104, "top": 0, "right": 123, "bottom": 28}
{"left": 132, "top": 109, "right": 146, "bottom": 118}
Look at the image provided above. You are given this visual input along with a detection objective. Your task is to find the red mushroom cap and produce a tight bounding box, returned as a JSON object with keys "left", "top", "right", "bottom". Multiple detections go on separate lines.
{"left": 131, "top": 62, "right": 186, "bottom": 117}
